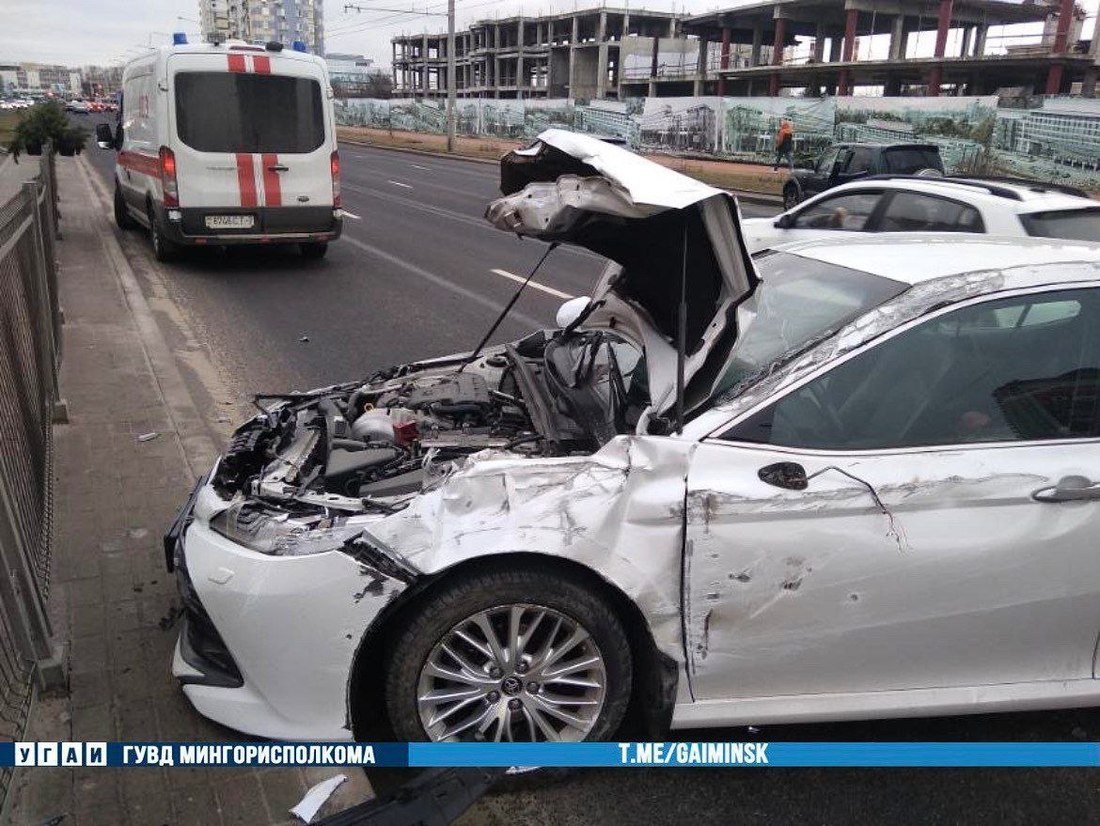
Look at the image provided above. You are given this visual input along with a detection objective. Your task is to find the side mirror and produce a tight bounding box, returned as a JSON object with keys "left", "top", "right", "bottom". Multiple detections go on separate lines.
{"left": 774, "top": 214, "right": 794, "bottom": 229}
{"left": 94, "top": 122, "right": 115, "bottom": 150}
{"left": 556, "top": 296, "right": 591, "bottom": 329}
{"left": 758, "top": 461, "right": 808, "bottom": 491}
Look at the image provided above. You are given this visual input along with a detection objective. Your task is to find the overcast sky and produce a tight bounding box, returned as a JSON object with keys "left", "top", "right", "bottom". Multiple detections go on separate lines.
{"left": 0, "top": 0, "right": 1096, "bottom": 69}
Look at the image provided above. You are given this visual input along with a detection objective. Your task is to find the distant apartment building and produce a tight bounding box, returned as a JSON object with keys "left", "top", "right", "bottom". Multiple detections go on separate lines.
{"left": 326, "top": 53, "right": 377, "bottom": 96}
{"left": 0, "top": 63, "right": 81, "bottom": 95}
{"left": 199, "top": 0, "right": 324, "bottom": 54}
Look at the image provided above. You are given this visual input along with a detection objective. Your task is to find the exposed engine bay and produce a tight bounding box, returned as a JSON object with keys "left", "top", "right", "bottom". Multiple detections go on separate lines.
{"left": 211, "top": 329, "right": 648, "bottom": 516}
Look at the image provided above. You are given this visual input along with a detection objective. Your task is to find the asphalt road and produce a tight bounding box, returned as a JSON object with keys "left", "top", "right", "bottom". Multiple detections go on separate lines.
{"left": 78, "top": 113, "right": 1100, "bottom": 824}
{"left": 82, "top": 113, "right": 775, "bottom": 398}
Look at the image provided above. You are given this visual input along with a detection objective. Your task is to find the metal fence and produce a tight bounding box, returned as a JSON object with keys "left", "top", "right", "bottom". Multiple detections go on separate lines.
{"left": 0, "top": 148, "right": 63, "bottom": 807}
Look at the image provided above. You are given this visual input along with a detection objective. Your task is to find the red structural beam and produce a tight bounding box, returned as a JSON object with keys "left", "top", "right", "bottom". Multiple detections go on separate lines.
{"left": 1045, "top": 0, "right": 1076, "bottom": 94}
{"left": 927, "top": 0, "right": 954, "bottom": 96}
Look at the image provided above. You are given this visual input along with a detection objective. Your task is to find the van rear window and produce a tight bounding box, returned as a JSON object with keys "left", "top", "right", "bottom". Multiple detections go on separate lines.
{"left": 174, "top": 72, "right": 324, "bottom": 153}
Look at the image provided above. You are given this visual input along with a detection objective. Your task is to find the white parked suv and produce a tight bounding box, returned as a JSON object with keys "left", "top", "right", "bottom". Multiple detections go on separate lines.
{"left": 742, "top": 176, "right": 1100, "bottom": 254}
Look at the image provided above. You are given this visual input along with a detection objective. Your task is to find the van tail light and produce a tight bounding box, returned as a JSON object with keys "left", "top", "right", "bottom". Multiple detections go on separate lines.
{"left": 330, "top": 150, "right": 341, "bottom": 208}
{"left": 159, "top": 146, "right": 179, "bottom": 208}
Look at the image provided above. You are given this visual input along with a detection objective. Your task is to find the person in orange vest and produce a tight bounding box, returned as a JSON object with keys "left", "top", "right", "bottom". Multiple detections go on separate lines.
{"left": 773, "top": 119, "right": 794, "bottom": 172}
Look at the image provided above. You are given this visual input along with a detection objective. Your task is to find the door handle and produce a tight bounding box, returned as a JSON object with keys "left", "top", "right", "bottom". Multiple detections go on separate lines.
{"left": 1032, "top": 475, "right": 1100, "bottom": 503}
{"left": 267, "top": 164, "right": 289, "bottom": 172}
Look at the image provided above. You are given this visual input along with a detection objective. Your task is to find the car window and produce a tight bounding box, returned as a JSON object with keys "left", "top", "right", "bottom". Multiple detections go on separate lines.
{"left": 881, "top": 147, "right": 942, "bottom": 173}
{"left": 878, "top": 192, "right": 984, "bottom": 233}
{"left": 816, "top": 147, "right": 840, "bottom": 174}
{"left": 724, "top": 288, "right": 1100, "bottom": 450}
{"left": 791, "top": 191, "right": 881, "bottom": 231}
{"left": 1019, "top": 208, "right": 1100, "bottom": 242}
{"left": 842, "top": 146, "right": 873, "bottom": 175}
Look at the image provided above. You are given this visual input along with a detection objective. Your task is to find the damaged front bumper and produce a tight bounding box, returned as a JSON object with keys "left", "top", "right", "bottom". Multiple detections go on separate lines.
{"left": 166, "top": 475, "right": 413, "bottom": 741}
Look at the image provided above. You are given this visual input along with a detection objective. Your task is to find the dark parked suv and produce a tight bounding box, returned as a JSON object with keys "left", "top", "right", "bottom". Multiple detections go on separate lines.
{"left": 784, "top": 143, "right": 944, "bottom": 209}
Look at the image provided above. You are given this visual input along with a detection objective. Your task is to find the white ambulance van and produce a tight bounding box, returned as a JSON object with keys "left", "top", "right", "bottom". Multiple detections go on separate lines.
{"left": 96, "top": 38, "right": 342, "bottom": 261}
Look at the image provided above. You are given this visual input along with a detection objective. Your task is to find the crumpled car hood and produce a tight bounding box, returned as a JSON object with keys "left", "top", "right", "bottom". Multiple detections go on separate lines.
{"left": 486, "top": 129, "right": 759, "bottom": 416}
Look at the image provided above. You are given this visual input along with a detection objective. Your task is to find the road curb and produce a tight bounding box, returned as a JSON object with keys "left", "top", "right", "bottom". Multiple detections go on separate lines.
{"left": 338, "top": 136, "right": 785, "bottom": 208}
{"left": 75, "top": 154, "right": 221, "bottom": 481}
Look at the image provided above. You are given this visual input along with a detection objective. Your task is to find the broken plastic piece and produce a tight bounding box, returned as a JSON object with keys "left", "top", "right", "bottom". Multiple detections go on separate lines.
{"left": 137, "top": 432, "right": 159, "bottom": 443}
{"left": 290, "top": 773, "right": 347, "bottom": 823}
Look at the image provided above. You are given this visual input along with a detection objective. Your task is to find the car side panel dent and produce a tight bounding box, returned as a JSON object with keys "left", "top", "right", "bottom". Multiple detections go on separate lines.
{"left": 366, "top": 435, "right": 695, "bottom": 665}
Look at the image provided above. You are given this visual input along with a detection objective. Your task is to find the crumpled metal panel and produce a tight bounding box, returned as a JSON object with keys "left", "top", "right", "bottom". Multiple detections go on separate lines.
{"left": 366, "top": 435, "right": 695, "bottom": 662}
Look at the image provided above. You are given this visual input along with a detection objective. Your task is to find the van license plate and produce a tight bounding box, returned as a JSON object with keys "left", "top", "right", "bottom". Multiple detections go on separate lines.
{"left": 205, "top": 215, "right": 255, "bottom": 230}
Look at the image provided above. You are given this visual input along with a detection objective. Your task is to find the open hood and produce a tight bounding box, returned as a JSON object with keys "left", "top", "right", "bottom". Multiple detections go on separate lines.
{"left": 486, "top": 128, "right": 758, "bottom": 417}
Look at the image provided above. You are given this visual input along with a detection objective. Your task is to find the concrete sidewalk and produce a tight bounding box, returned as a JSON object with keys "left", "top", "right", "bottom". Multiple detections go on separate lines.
{"left": 6, "top": 156, "right": 373, "bottom": 825}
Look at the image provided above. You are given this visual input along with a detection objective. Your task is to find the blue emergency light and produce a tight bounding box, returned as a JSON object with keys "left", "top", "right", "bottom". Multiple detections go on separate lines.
{"left": 173, "top": 32, "right": 188, "bottom": 45}
{"left": 292, "top": 40, "right": 308, "bottom": 53}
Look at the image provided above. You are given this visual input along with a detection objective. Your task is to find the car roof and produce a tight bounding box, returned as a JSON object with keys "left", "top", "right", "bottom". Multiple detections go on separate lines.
{"left": 774, "top": 234, "right": 1100, "bottom": 284}
{"left": 824, "top": 176, "right": 1096, "bottom": 212}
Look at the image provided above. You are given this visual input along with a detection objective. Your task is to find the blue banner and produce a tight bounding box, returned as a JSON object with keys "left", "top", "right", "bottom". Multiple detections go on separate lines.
{"left": 4, "top": 741, "right": 1099, "bottom": 768}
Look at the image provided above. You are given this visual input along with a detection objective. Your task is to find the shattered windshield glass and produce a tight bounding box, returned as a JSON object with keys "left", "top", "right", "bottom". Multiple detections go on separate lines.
{"left": 713, "top": 252, "right": 907, "bottom": 399}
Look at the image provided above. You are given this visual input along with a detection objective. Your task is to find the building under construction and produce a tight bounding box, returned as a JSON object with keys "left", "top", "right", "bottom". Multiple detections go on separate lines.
{"left": 683, "top": 0, "right": 1100, "bottom": 98}
{"left": 391, "top": 7, "right": 685, "bottom": 100}
{"left": 392, "top": 1, "right": 1099, "bottom": 100}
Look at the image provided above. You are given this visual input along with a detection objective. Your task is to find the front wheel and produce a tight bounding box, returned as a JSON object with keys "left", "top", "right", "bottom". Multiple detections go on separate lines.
{"left": 300, "top": 241, "right": 328, "bottom": 260}
{"left": 384, "top": 566, "right": 632, "bottom": 743}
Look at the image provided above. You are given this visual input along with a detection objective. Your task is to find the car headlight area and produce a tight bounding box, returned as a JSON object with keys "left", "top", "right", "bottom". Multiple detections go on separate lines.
{"left": 171, "top": 508, "right": 410, "bottom": 741}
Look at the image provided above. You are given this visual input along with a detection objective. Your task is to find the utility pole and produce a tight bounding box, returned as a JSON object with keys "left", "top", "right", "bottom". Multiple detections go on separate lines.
{"left": 447, "top": 0, "right": 456, "bottom": 153}
{"left": 342, "top": 2, "right": 456, "bottom": 154}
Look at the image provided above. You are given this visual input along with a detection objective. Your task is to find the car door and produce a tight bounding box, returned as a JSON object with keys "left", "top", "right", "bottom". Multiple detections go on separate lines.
{"left": 876, "top": 191, "right": 985, "bottom": 234}
{"left": 833, "top": 146, "right": 873, "bottom": 187}
{"left": 685, "top": 285, "right": 1100, "bottom": 702}
{"left": 766, "top": 189, "right": 885, "bottom": 249}
{"left": 803, "top": 146, "right": 841, "bottom": 198}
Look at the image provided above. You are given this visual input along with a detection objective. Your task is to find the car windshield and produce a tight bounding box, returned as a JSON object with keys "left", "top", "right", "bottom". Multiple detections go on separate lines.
{"left": 713, "top": 251, "right": 907, "bottom": 399}
{"left": 174, "top": 71, "right": 324, "bottom": 154}
{"left": 1019, "top": 207, "right": 1100, "bottom": 242}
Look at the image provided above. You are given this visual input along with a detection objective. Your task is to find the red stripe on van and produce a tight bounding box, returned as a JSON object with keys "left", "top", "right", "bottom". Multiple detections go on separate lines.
{"left": 118, "top": 150, "right": 160, "bottom": 177}
{"left": 261, "top": 153, "right": 282, "bottom": 207}
{"left": 227, "top": 54, "right": 247, "bottom": 73}
{"left": 236, "top": 154, "right": 258, "bottom": 207}
{"left": 253, "top": 55, "right": 271, "bottom": 74}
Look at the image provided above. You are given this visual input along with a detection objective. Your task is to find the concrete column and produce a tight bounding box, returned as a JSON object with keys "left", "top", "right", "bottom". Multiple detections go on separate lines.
{"left": 927, "top": 0, "right": 953, "bottom": 96}
{"left": 421, "top": 34, "right": 429, "bottom": 96}
{"left": 829, "top": 33, "right": 842, "bottom": 63}
{"left": 1046, "top": 0, "right": 1076, "bottom": 94}
{"left": 597, "top": 44, "right": 609, "bottom": 98}
{"left": 842, "top": 7, "right": 858, "bottom": 61}
{"left": 960, "top": 25, "right": 973, "bottom": 58}
{"left": 973, "top": 23, "right": 988, "bottom": 57}
{"left": 750, "top": 23, "right": 763, "bottom": 66}
{"left": 598, "top": 11, "right": 607, "bottom": 41}
{"left": 569, "top": 16, "right": 579, "bottom": 99}
{"left": 813, "top": 23, "right": 826, "bottom": 62}
{"left": 771, "top": 17, "right": 786, "bottom": 66}
{"left": 623, "top": 12, "right": 631, "bottom": 36}
{"left": 719, "top": 26, "right": 731, "bottom": 95}
{"left": 695, "top": 37, "right": 709, "bottom": 95}
{"left": 889, "top": 14, "right": 906, "bottom": 61}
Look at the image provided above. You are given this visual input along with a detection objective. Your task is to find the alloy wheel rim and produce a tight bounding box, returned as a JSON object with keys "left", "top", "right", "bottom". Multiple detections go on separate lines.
{"left": 416, "top": 603, "right": 607, "bottom": 742}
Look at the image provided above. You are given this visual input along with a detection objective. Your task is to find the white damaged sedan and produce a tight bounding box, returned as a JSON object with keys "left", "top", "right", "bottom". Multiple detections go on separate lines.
{"left": 167, "top": 129, "right": 1100, "bottom": 744}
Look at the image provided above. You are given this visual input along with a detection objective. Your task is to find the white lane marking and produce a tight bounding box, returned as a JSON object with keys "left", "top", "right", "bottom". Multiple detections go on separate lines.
{"left": 490, "top": 268, "right": 574, "bottom": 300}
{"left": 340, "top": 210, "right": 362, "bottom": 220}
{"left": 410, "top": 163, "right": 430, "bottom": 170}
{"left": 387, "top": 180, "right": 413, "bottom": 189}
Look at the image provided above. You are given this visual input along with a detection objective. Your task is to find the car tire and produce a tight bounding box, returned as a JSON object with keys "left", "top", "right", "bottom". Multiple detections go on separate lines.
{"left": 300, "top": 241, "right": 328, "bottom": 260}
{"left": 384, "top": 565, "right": 632, "bottom": 745}
{"left": 148, "top": 203, "right": 179, "bottom": 263}
{"left": 783, "top": 183, "right": 802, "bottom": 211}
{"left": 113, "top": 183, "right": 136, "bottom": 230}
